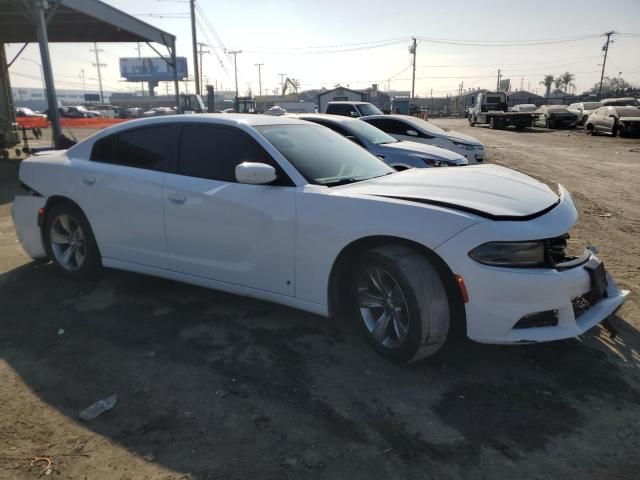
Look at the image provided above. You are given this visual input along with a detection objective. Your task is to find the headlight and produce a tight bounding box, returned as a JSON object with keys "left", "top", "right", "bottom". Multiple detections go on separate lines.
{"left": 417, "top": 156, "right": 448, "bottom": 167}
{"left": 453, "top": 142, "right": 475, "bottom": 151}
{"left": 468, "top": 241, "right": 546, "bottom": 267}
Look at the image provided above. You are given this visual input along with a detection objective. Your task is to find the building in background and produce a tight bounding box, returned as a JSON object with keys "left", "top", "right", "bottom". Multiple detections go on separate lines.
{"left": 316, "top": 86, "right": 365, "bottom": 113}
{"left": 363, "top": 84, "right": 391, "bottom": 113}
{"left": 12, "top": 87, "right": 110, "bottom": 111}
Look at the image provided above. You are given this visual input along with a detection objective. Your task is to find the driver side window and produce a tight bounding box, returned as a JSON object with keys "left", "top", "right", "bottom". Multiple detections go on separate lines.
{"left": 177, "top": 125, "right": 293, "bottom": 186}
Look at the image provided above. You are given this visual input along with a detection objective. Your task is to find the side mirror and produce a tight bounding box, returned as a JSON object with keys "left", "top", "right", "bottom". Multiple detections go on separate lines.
{"left": 349, "top": 111, "right": 359, "bottom": 118}
{"left": 406, "top": 130, "right": 419, "bottom": 137}
{"left": 235, "top": 162, "right": 277, "bottom": 185}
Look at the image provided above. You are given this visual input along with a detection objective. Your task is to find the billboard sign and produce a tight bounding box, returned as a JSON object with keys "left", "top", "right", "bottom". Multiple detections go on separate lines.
{"left": 119, "top": 57, "right": 188, "bottom": 82}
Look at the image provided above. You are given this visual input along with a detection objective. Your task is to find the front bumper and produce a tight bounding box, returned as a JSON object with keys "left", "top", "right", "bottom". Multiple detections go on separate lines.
{"left": 435, "top": 185, "right": 629, "bottom": 344}
{"left": 461, "top": 254, "right": 628, "bottom": 344}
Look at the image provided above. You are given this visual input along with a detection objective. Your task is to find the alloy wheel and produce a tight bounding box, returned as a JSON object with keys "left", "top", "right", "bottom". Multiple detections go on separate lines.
{"left": 357, "top": 267, "right": 410, "bottom": 349}
{"left": 50, "top": 214, "right": 86, "bottom": 271}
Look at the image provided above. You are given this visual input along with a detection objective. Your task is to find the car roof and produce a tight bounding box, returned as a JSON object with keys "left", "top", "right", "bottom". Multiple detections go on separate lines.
{"left": 106, "top": 113, "right": 308, "bottom": 131}
{"left": 295, "top": 113, "right": 357, "bottom": 124}
{"left": 360, "top": 114, "right": 409, "bottom": 121}
{"left": 326, "top": 101, "right": 370, "bottom": 105}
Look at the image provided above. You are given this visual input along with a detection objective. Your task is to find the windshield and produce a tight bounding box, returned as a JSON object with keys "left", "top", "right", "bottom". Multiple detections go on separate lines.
{"left": 583, "top": 102, "right": 602, "bottom": 110}
{"left": 256, "top": 124, "right": 394, "bottom": 186}
{"left": 357, "top": 103, "right": 383, "bottom": 116}
{"left": 344, "top": 119, "right": 397, "bottom": 145}
{"left": 403, "top": 116, "right": 447, "bottom": 134}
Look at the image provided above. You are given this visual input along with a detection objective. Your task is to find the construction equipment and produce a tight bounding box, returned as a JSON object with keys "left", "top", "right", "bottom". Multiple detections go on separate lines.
{"left": 281, "top": 77, "right": 300, "bottom": 96}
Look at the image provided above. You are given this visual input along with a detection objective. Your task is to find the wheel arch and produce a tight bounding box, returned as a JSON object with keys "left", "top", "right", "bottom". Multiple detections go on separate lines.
{"left": 327, "top": 235, "right": 466, "bottom": 335}
{"left": 40, "top": 195, "right": 98, "bottom": 255}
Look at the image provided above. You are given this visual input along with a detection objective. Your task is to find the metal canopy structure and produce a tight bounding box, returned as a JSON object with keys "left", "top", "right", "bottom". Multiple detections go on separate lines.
{"left": 0, "top": 0, "right": 180, "bottom": 148}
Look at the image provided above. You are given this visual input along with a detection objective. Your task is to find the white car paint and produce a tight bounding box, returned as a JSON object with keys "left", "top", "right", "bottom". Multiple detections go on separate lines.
{"left": 361, "top": 114, "right": 486, "bottom": 164}
{"left": 12, "top": 114, "right": 628, "bottom": 346}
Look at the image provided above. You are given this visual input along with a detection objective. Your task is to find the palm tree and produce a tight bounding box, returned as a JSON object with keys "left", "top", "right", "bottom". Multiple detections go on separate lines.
{"left": 554, "top": 77, "right": 563, "bottom": 90}
{"left": 561, "top": 71, "right": 576, "bottom": 94}
{"left": 539, "top": 74, "right": 554, "bottom": 98}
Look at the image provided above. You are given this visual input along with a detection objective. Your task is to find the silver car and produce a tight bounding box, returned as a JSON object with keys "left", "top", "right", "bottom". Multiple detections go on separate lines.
{"left": 296, "top": 114, "right": 468, "bottom": 169}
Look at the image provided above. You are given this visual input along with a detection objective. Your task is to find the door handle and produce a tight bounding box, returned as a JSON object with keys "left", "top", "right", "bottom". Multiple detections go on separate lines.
{"left": 168, "top": 193, "right": 186, "bottom": 205}
{"left": 82, "top": 175, "right": 96, "bottom": 186}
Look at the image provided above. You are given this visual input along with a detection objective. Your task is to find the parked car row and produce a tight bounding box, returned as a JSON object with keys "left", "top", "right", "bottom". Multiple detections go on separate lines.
{"left": 12, "top": 112, "right": 629, "bottom": 363}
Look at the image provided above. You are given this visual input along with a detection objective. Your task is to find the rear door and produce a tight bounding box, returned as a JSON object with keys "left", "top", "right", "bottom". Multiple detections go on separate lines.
{"left": 163, "top": 124, "right": 296, "bottom": 295}
{"left": 74, "top": 124, "right": 176, "bottom": 268}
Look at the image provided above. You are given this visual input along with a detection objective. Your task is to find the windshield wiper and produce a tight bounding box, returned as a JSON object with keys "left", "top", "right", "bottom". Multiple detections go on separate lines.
{"left": 323, "top": 177, "right": 362, "bottom": 187}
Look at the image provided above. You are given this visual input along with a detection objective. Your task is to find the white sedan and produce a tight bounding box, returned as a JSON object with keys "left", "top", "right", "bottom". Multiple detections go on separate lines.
{"left": 361, "top": 114, "right": 486, "bottom": 164}
{"left": 12, "top": 115, "right": 628, "bottom": 363}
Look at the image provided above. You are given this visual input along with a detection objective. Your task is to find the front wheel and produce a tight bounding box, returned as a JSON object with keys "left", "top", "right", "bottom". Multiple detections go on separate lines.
{"left": 44, "top": 202, "right": 102, "bottom": 279}
{"left": 353, "top": 246, "right": 451, "bottom": 363}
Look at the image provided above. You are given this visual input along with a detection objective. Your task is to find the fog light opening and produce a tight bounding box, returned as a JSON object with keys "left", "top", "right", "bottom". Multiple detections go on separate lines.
{"left": 514, "top": 310, "right": 558, "bottom": 329}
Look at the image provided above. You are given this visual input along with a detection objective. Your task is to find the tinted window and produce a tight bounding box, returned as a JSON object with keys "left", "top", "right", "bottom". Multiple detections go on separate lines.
{"left": 178, "top": 125, "right": 288, "bottom": 184}
{"left": 326, "top": 104, "right": 356, "bottom": 117}
{"left": 364, "top": 118, "right": 409, "bottom": 135}
{"left": 116, "top": 126, "right": 173, "bottom": 171}
{"left": 91, "top": 135, "right": 117, "bottom": 163}
{"left": 91, "top": 126, "right": 173, "bottom": 170}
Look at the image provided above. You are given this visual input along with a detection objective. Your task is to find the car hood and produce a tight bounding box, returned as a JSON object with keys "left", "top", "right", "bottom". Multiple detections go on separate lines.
{"left": 336, "top": 164, "right": 559, "bottom": 219}
{"left": 380, "top": 141, "right": 467, "bottom": 163}
{"left": 437, "top": 130, "right": 482, "bottom": 146}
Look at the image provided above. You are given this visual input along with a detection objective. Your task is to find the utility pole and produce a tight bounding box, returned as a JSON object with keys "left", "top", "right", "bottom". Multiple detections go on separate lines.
{"left": 278, "top": 73, "right": 286, "bottom": 96}
{"left": 79, "top": 69, "right": 86, "bottom": 98}
{"left": 197, "top": 42, "right": 210, "bottom": 94}
{"left": 137, "top": 42, "right": 144, "bottom": 96}
{"left": 409, "top": 37, "right": 417, "bottom": 98}
{"left": 229, "top": 50, "right": 242, "bottom": 109}
{"left": 598, "top": 31, "right": 615, "bottom": 100}
{"left": 190, "top": 0, "right": 200, "bottom": 95}
{"left": 254, "top": 63, "right": 263, "bottom": 96}
{"left": 90, "top": 43, "right": 105, "bottom": 103}
{"left": 496, "top": 69, "right": 501, "bottom": 91}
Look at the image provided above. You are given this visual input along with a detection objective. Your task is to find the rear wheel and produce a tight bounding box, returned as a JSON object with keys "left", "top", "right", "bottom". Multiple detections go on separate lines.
{"left": 586, "top": 124, "right": 595, "bottom": 136}
{"left": 353, "top": 245, "right": 451, "bottom": 363}
{"left": 44, "top": 202, "right": 101, "bottom": 279}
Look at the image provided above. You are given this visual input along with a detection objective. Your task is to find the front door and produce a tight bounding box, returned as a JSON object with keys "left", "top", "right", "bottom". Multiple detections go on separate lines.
{"left": 163, "top": 124, "right": 296, "bottom": 296}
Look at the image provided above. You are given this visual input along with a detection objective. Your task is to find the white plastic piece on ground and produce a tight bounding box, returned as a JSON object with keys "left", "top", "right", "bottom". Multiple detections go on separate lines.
{"left": 79, "top": 394, "right": 117, "bottom": 421}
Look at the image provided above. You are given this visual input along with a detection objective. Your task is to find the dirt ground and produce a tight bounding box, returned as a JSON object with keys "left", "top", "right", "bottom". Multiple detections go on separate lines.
{"left": 1, "top": 119, "right": 639, "bottom": 479}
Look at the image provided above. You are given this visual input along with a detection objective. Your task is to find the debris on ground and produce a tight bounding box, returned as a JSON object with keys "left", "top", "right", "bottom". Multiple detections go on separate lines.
{"left": 57, "top": 328, "right": 65, "bottom": 335}
{"left": 78, "top": 394, "right": 118, "bottom": 421}
{"left": 30, "top": 457, "right": 52, "bottom": 475}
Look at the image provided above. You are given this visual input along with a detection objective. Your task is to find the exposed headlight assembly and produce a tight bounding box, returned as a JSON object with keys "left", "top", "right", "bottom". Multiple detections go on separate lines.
{"left": 417, "top": 155, "right": 449, "bottom": 167}
{"left": 469, "top": 241, "right": 546, "bottom": 267}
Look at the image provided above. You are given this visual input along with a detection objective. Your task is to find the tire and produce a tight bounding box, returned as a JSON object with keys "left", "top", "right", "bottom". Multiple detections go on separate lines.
{"left": 44, "top": 202, "right": 101, "bottom": 279}
{"left": 468, "top": 117, "right": 476, "bottom": 127}
{"left": 353, "top": 245, "right": 451, "bottom": 363}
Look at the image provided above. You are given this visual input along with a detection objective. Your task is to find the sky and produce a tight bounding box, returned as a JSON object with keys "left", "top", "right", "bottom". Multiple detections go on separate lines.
{"left": 6, "top": 0, "right": 640, "bottom": 98}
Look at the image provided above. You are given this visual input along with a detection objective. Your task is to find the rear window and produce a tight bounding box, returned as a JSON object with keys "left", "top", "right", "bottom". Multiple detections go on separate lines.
{"left": 90, "top": 125, "right": 174, "bottom": 171}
